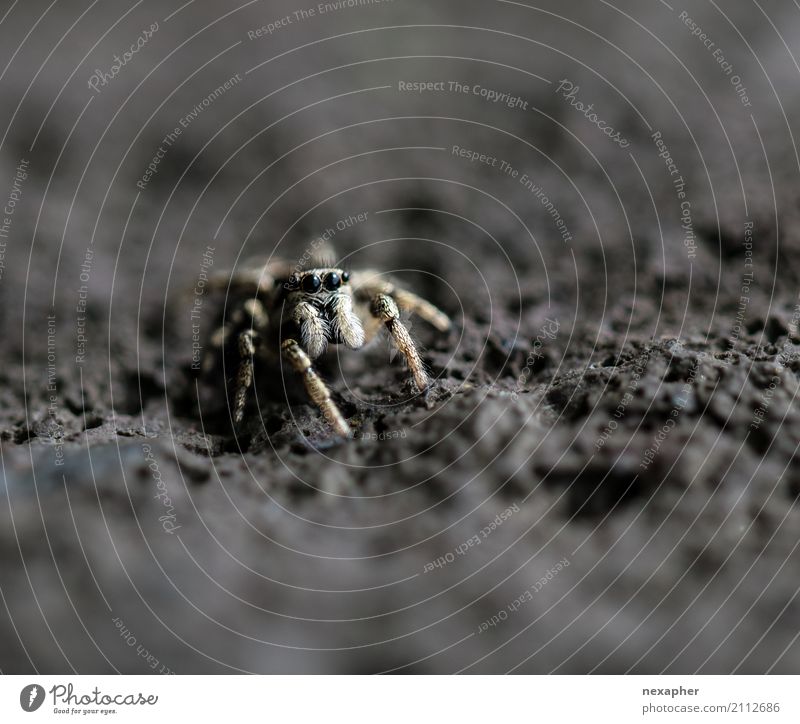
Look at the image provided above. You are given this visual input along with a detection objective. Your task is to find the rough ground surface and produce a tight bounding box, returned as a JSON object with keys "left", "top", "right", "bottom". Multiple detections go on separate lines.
{"left": 2, "top": 0, "right": 800, "bottom": 673}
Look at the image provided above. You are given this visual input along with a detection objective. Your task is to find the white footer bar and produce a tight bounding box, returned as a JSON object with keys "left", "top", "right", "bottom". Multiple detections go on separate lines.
{"left": 1, "top": 675, "right": 796, "bottom": 722}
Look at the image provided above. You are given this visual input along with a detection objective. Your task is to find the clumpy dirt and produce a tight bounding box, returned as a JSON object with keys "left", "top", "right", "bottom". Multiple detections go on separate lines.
{"left": 2, "top": 0, "right": 800, "bottom": 673}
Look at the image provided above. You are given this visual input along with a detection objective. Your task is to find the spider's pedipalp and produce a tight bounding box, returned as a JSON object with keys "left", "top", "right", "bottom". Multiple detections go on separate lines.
{"left": 293, "top": 301, "right": 328, "bottom": 359}
{"left": 281, "top": 338, "right": 351, "bottom": 436}
{"left": 370, "top": 293, "right": 430, "bottom": 392}
{"left": 328, "top": 292, "right": 365, "bottom": 349}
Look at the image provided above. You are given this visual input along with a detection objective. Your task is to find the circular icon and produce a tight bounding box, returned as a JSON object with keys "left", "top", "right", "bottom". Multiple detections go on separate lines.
{"left": 19, "top": 685, "right": 45, "bottom": 712}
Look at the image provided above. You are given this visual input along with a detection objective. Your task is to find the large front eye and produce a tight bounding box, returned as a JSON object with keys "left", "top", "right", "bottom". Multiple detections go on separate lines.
{"left": 324, "top": 272, "right": 341, "bottom": 290}
{"left": 302, "top": 274, "right": 321, "bottom": 293}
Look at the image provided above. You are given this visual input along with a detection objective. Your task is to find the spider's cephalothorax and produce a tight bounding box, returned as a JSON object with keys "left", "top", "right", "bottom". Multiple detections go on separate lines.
{"left": 203, "top": 248, "right": 451, "bottom": 437}
{"left": 282, "top": 268, "right": 365, "bottom": 358}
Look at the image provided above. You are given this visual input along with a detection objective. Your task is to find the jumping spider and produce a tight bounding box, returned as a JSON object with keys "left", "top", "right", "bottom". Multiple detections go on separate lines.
{"left": 202, "top": 247, "right": 451, "bottom": 437}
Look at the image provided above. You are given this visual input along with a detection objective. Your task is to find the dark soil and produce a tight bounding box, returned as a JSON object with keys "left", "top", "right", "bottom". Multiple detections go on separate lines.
{"left": 2, "top": 0, "right": 800, "bottom": 673}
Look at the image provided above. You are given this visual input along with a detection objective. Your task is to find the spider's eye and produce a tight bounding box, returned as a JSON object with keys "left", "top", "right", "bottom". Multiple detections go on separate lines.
{"left": 324, "top": 272, "right": 341, "bottom": 290}
{"left": 341, "top": 271, "right": 350, "bottom": 283}
{"left": 302, "top": 274, "right": 322, "bottom": 293}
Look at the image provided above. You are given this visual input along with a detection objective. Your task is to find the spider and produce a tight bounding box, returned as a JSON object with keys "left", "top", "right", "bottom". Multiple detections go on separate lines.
{"left": 202, "top": 247, "right": 452, "bottom": 437}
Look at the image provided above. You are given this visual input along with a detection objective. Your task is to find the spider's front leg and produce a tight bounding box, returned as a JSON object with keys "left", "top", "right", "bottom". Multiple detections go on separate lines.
{"left": 351, "top": 272, "right": 451, "bottom": 394}
{"left": 281, "top": 338, "right": 351, "bottom": 437}
{"left": 370, "top": 294, "right": 430, "bottom": 393}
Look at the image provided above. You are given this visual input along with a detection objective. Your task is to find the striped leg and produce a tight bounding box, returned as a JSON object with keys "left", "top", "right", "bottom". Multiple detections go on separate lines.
{"left": 281, "top": 338, "right": 351, "bottom": 437}
{"left": 370, "top": 293, "right": 430, "bottom": 392}
{"left": 233, "top": 329, "right": 257, "bottom": 424}
{"left": 231, "top": 298, "right": 269, "bottom": 424}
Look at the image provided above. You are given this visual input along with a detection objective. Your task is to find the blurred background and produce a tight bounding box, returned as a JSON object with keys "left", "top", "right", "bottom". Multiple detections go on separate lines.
{"left": 2, "top": 0, "right": 800, "bottom": 673}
